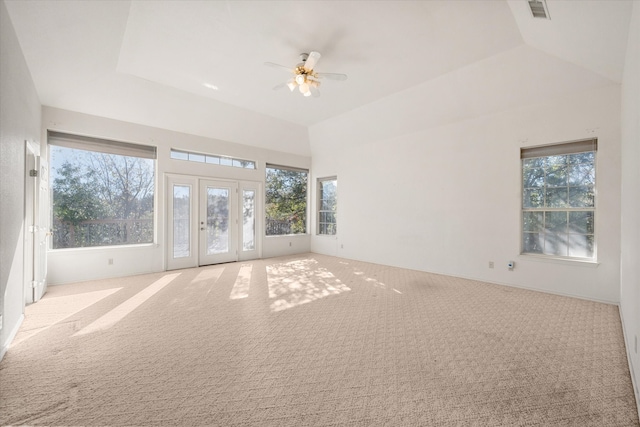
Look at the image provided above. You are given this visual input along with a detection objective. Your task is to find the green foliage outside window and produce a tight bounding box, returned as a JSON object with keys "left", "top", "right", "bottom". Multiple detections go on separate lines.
{"left": 265, "top": 167, "right": 307, "bottom": 235}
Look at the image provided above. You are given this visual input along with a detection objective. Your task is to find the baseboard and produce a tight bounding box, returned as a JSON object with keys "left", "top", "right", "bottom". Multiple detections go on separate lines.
{"left": 0, "top": 313, "right": 24, "bottom": 362}
{"left": 619, "top": 304, "right": 640, "bottom": 418}
{"left": 309, "top": 251, "right": 619, "bottom": 306}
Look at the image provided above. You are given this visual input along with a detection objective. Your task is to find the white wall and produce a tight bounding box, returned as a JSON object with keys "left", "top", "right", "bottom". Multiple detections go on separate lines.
{"left": 620, "top": 1, "right": 640, "bottom": 409}
{"left": 0, "top": 0, "right": 42, "bottom": 360}
{"left": 310, "top": 82, "right": 622, "bottom": 304}
{"left": 44, "top": 107, "right": 311, "bottom": 285}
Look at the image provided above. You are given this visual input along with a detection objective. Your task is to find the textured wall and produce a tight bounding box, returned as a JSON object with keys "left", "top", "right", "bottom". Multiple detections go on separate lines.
{"left": 620, "top": 0, "right": 640, "bottom": 409}
{"left": 0, "top": 0, "right": 41, "bottom": 359}
{"left": 309, "top": 55, "right": 623, "bottom": 303}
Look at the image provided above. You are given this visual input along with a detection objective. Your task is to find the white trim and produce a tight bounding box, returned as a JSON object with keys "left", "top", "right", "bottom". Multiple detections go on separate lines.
{"left": 0, "top": 314, "right": 24, "bottom": 362}
{"left": 315, "top": 252, "right": 619, "bottom": 305}
{"left": 517, "top": 254, "right": 599, "bottom": 268}
{"left": 619, "top": 304, "right": 640, "bottom": 418}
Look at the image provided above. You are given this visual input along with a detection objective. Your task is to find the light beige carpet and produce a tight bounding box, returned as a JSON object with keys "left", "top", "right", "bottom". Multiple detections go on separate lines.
{"left": 1, "top": 253, "right": 638, "bottom": 426}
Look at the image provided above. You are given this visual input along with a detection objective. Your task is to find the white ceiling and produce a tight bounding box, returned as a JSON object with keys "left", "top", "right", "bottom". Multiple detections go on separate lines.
{"left": 3, "top": 0, "right": 633, "bottom": 148}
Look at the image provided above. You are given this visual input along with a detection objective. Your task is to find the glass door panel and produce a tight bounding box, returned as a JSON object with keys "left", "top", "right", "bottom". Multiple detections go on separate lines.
{"left": 206, "top": 187, "right": 230, "bottom": 255}
{"left": 242, "top": 189, "right": 255, "bottom": 251}
{"left": 167, "top": 177, "right": 197, "bottom": 270}
{"left": 199, "top": 180, "right": 238, "bottom": 265}
{"left": 173, "top": 185, "right": 191, "bottom": 258}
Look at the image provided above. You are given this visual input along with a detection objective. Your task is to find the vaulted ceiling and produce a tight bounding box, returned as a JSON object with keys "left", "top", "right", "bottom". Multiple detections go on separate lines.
{"left": 4, "top": 0, "right": 633, "bottom": 154}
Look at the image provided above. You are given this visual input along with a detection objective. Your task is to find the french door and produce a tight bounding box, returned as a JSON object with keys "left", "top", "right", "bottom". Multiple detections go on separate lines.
{"left": 199, "top": 180, "right": 238, "bottom": 265}
{"left": 167, "top": 176, "right": 260, "bottom": 270}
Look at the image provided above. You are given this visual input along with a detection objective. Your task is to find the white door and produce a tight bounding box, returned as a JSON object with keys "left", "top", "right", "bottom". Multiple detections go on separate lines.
{"left": 24, "top": 143, "right": 49, "bottom": 303}
{"left": 166, "top": 176, "right": 261, "bottom": 270}
{"left": 34, "top": 156, "right": 49, "bottom": 301}
{"left": 166, "top": 176, "right": 198, "bottom": 270}
{"left": 24, "top": 143, "right": 36, "bottom": 304}
{"left": 199, "top": 180, "right": 238, "bottom": 265}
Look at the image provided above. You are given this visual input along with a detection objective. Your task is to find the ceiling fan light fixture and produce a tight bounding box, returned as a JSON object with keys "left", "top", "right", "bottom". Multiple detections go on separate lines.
{"left": 299, "top": 83, "right": 310, "bottom": 94}
{"left": 295, "top": 74, "right": 306, "bottom": 85}
{"left": 286, "top": 81, "right": 296, "bottom": 91}
{"left": 303, "top": 91, "right": 312, "bottom": 97}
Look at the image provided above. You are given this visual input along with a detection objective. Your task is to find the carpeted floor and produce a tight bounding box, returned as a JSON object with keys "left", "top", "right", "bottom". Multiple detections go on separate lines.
{"left": 1, "top": 253, "right": 638, "bottom": 426}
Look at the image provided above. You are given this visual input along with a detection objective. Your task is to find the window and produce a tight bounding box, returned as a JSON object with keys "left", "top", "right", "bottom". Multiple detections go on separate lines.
{"left": 170, "top": 149, "right": 255, "bottom": 169}
{"left": 265, "top": 165, "right": 308, "bottom": 235}
{"left": 521, "top": 139, "right": 596, "bottom": 260}
{"left": 317, "top": 177, "right": 337, "bottom": 235}
{"left": 49, "top": 132, "right": 156, "bottom": 249}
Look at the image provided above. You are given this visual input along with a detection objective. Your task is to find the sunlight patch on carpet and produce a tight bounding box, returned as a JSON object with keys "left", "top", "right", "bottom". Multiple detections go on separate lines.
{"left": 73, "top": 273, "right": 181, "bottom": 336}
{"left": 230, "top": 264, "right": 252, "bottom": 300}
{"left": 10, "top": 288, "right": 122, "bottom": 347}
{"left": 266, "top": 258, "right": 350, "bottom": 312}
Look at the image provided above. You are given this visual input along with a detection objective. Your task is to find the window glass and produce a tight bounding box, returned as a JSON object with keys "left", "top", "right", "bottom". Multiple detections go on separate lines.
{"left": 173, "top": 185, "right": 190, "bottom": 258}
{"left": 170, "top": 149, "right": 255, "bottom": 170}
{"left": 50, "top": 145, "right": 155, "bottom": 249}
{"left": 265, "top": 166, "right": 308, "bottom": 235}
{"left": 521, "top": 141, "right": 596, "bottom": 260}
{"left": 318, "top": 178, "right": 337, "bottom": 235}
{"left": 243, "top": 190, "right": 256, "bottom": 250}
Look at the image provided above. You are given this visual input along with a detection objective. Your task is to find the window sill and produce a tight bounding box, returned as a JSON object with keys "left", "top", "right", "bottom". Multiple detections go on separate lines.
{"left": 518, "top": 253, "right": 599, "bottom": 268}
{"left": 265, "top": 234, "right": 309, "bottom": 238}
{"left": 50, "top": 243, "right": 156, "bottom": 253}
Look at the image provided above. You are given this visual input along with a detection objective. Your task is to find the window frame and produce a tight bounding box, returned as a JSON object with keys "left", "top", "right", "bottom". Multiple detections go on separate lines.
{"left": 48, "top": 131, "right": 157, "bottom": 250}
{"left": 317, "top": 176, "right": 337, "bottom": 236}
{"left": 264, "top": 164, "right": 309, "bottom": 237}
{"left": 520, "top": 138, "right": 597, "bottom": 262}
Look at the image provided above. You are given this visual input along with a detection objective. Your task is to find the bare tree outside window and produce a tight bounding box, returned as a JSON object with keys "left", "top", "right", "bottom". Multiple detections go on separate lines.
{"left": 51, "top": 145, "right": 155, "bottom": 249}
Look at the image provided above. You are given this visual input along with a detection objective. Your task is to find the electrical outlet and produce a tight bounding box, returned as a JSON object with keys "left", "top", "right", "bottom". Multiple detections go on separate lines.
{"left": 289, "top": 242, "right": 292, "bottom": 247}
{"left": 488, "top": 261, "right": 494, "bottom": 269}
{"left": 108, "top": 258, "right": 114, "bottom": 265}
{"left": 507, "top": 261, "right": 515, "bottom": 270}
{"left": 341, "top": 244, "right": 344, "bottom": 249}
{"left": 0, "top": 314, "right": 3, "bottom": 330}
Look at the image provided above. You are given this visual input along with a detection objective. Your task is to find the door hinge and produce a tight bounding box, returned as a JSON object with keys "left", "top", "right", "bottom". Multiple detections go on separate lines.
{"left": 31, "top": 280, "right": 37, "bottom": 289}
{"left": 29, "top": 169, "right": 38, "bottom": 177}
{"left": 28, "top": 225, "right": 37, "bottom": 233}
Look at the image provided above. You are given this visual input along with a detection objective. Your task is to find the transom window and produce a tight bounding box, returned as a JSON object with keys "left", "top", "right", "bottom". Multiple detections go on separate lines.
{"left": 521, "top": 139, "right": 597, "bottom": 260}
{"left": 317, "top": 177, "right": 337, "bottom": 235}
{"left": 170, "top": 149, "right": 255, "bottom": 170}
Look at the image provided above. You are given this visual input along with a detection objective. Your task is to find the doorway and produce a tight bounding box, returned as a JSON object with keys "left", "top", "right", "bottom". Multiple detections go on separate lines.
{"left": 166, "top": 175, "right": 261, "bottom": 270}
{"left": 24, "top": 141, "right": 49, "bottom": 304}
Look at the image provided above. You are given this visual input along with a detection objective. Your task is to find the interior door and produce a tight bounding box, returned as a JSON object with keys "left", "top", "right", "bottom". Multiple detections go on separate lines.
{"left": 34, "top": 156, "right": 49, "bottom": 302}
{"left": 199, "top": 180, "right": 238, "bottom": 265}
{"left": 24, "top": 143, "right": 36, "bottom": 304}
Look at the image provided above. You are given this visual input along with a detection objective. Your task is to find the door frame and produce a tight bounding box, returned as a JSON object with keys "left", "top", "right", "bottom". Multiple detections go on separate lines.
{"left": 23, "top": 140, "right": 48, "bottom": 304}
{"left": 199, "top": 179, "right": 239, "bottom": 266}
{"left": 165, "top": 174, "right": 262, "bottom": 270}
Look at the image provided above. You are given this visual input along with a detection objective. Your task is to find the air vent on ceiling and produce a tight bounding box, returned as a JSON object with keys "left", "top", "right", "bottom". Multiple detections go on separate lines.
{"left": 528, "top": 0, "right": 550, "bottom": 19}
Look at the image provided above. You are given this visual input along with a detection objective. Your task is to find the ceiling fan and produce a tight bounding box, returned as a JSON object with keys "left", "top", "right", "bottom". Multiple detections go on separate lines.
{"left": 265, "top": 51, "right": 347, "bottom": 97}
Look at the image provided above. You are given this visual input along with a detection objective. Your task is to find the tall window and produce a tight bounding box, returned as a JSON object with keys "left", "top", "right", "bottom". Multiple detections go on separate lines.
{"left": 317, "top": 177, "right": 337, "bottom": 235}
{"left": 521, "top": 139, "right": 596, "bottom": 260}
{"left": 265, "top": 165, "right": 308, "bottom": 236}
{"left": 49, "top": 132, "right": 156, "bottom": 249}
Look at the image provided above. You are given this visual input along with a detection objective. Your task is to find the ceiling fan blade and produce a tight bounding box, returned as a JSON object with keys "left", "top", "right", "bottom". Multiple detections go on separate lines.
{"left": 264, "top": 62, "right": 293, "bottom": 73}
{"left": 303, "top": 51, "right": 321, "bottom": 71}
{"left": 316, "top": 72, "right": 348, "bottom": 81}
